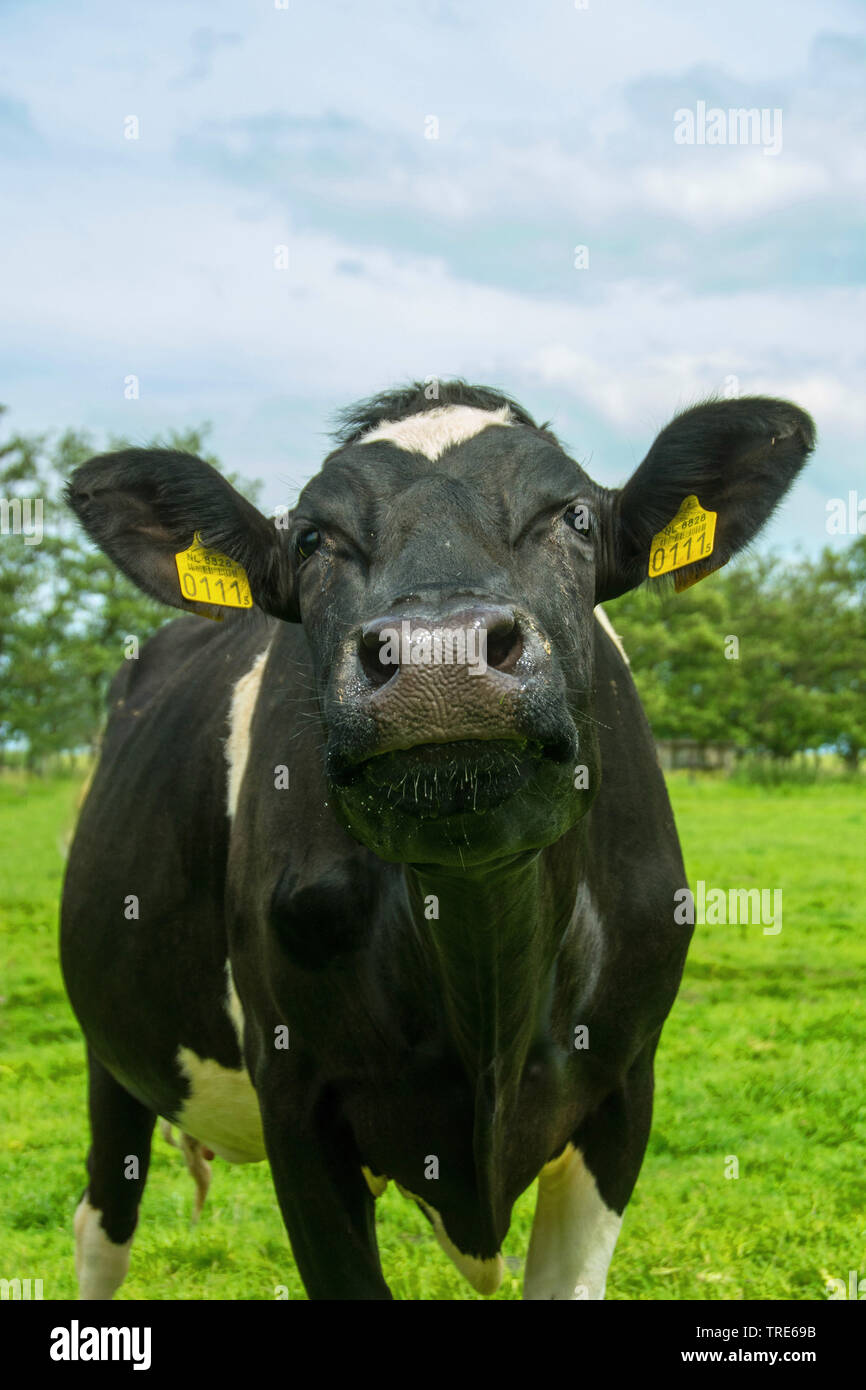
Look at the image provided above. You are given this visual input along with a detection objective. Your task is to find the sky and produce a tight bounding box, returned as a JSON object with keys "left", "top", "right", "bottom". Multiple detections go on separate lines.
{"left": 1, "top": 0, "right": 863, "bottom": 552}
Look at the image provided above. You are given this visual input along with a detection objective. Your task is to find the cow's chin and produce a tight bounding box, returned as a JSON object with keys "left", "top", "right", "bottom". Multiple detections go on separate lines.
{"left": 329, "top": 737, "right": 585, "bottom": 867}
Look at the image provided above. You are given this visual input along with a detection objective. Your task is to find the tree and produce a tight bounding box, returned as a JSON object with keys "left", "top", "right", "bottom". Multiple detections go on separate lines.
{"left": 0, "top": 411, "right": 261, "bottom": 765}
{"left": 807, "top": 538, "right": 866, "bottom": 769}
{"left": 606, "top": 542, "right": 864, "bottom": 765}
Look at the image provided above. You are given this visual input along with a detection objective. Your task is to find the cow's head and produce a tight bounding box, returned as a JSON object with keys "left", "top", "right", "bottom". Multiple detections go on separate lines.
{"left": 67, "top": 383, "right": 814, "bottom": 867}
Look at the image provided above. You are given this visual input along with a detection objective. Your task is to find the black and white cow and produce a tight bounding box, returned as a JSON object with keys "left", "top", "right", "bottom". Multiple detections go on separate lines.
{"left": 61, "top": 382, "right": 814, "bottom": 1300}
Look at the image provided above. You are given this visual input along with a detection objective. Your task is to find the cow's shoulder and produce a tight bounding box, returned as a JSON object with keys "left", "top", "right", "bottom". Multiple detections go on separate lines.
{"left": 101, "top": 612, "right": 275, "bottom": 739}
{"left": 588, "top": 606, "right": 685, "bottom": 888}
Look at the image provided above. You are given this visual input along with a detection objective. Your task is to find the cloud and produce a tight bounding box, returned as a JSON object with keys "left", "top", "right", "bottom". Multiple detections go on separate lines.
{"left": 173, "top": 35, "right": 866, "bottom": 300}
{"left": 0, "top": 159, "right": 859, "bottom": 505}
{"left": 0, "top": 92, "right": 42, "bottom": 150}
{"left": 167, "top": 28, "right": 243, "bottom": 91}
{"left": 809, "top": 29, "right": 866, "bottom": 85}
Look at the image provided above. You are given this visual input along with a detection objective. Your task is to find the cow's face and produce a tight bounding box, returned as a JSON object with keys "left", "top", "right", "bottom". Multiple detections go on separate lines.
{"left": 290, "top": 407, "right": 604, "bottom": 865}
{"left": 66, "top": 385, "right": 815, "bottom": 870}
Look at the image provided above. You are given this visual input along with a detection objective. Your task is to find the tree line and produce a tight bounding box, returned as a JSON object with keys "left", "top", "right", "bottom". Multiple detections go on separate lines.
{"left": 0, "top": 410, "right": 259, "bottom": 767}
{"left": 607, "top": 537, "right": 865, "bottom": 768}
{"left": 0, "top": 408, "right": 863, "bottom": 769}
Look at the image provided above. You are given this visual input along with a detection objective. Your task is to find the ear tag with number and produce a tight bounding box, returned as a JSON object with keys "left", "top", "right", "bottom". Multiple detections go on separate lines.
{"left": 175, "top": 532, "right": 253, "bottom": 610}
{"left": 648, "top": 495, "right": 718, "bottom": 585}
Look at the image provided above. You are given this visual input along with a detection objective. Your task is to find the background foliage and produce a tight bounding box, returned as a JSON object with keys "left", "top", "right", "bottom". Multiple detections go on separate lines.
{"left": 0, "top": 410, "right": 260, "bottom": 767}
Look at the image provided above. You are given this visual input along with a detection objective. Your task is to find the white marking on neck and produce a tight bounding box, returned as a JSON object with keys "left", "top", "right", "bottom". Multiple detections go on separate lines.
{"left": 594, "top": 605, "right": 630, "bottom": 667}
{"left": 358, "top": 404, "right": 514, "bottom": 461}
{"left": 224, "top": 961, "right": 245, "bottom": 1047}
{"left": 225, "top": 642, "right": 273, "bottom": 817}
{"left": 523, "top": 1143, "right": 622, "bottom": 1299}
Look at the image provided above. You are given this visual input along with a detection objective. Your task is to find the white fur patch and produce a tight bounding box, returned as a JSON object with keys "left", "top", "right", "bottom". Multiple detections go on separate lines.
{"left": 166, "top": 967, "right": 256, "bottom": 1166}
{"left": 358, "top": 404, "right": 514, "bottom": 462}
{"left": 395, "top": 1183, "right": 505, "bottom": 1296}
{"left": 523, "top": 1143, "right": 623, "bottom": 1300}
{"left": 225, "top": 644, "right": 272, "bottom": 818}
{"left": 74, "top": 1197, "right": 132, "bottom": 1301}
{"left": 224, "top": 961, "right": 245, "bottom": 1048}
{"left": 594, "top": 605, "right": 630, "bottom": 667}
{"left": 173, "top": 1049, "right": 265, "bottom": 1164}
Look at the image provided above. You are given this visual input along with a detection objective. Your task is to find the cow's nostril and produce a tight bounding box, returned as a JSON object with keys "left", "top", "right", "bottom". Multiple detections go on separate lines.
{"left": 484, "top": 616, "right": 522, "bottom": 673}
{"left": 357, "top": 605, "right": 522, "bottom": 686}
{"left": 359, "top": 633, "right": 398, "bottom": 688}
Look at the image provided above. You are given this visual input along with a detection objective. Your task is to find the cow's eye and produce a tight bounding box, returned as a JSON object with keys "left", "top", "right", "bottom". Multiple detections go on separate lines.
{"left": 565, "top": 504, "right": 594, "bottom": 538}
{"left": 295, "top": 528, "right": 321, "bottom": 562}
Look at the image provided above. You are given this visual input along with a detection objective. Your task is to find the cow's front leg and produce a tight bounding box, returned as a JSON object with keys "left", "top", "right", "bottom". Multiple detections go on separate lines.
{"left": 523, "top": 1040, "right": 656, "bottom": 1300}
{"left": 257, "top": 1066, "right": 391, "bottom": 1300}
{"left": 523, "top": 1142, "right": 623, "bottom": 1300}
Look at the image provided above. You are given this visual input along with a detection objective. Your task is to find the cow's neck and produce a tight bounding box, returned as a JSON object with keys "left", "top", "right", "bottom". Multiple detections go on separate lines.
{"left": 404, "top": 844, "right": 578, "bottom": 1226}
{"left": 406, "top": 841, "right": 577, "bottom": 1084}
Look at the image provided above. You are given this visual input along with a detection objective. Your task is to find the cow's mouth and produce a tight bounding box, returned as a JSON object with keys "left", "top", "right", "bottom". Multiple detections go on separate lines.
{"left": 331, "top": 737, "right": 567, "bottom": 819}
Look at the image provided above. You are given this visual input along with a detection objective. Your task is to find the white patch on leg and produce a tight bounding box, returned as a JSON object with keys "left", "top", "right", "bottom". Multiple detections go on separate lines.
{"left": 523, "top": 1143, "right": 623, "bottom": 1300}
{"left": 395, "top": 1183, "right": 505, "bottom": 1296}
{"left": 74, "top": 1197, "right": 132, "bottom": 1301}
{"left": 594, "top": 605, "right": 630, "bottom": 667}
{"left": 225, "top": 643, "right": 273, "bottom": 818}
{"left": 358, "top": 404, "right": 514, "bottom": 462}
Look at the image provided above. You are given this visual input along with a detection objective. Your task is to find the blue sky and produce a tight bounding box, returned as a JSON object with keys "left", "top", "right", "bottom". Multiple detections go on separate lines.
{"left": 1, "top": 0, "right": 863, "bottom": 551}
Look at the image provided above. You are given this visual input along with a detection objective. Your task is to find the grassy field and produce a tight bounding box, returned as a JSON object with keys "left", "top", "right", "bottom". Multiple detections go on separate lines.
{"left": 1, "top": 770, "right": 863, "bottom": 1300}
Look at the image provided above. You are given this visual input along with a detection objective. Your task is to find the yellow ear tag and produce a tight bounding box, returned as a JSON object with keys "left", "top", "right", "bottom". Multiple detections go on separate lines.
{"left": 648, "top": 495, "right": 717, "bottom": 583}
{"left": 175, "top": 532, "right": 254, "bottom": 610}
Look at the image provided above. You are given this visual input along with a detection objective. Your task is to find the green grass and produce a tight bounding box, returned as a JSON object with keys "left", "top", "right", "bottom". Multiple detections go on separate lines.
{"left": 1, "top": 770, "right": 863, "bottom": 1300}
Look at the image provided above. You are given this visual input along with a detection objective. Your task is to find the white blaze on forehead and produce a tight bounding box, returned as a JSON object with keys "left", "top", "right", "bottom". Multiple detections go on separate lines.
{"left": 594, "top": 605, "right": 630, "bottom": 667}
{"left": 225, "top": 642, "right": 273, "bottom": 818}
{"left": 358, "top": 404, "right": 514, "bottom": 462}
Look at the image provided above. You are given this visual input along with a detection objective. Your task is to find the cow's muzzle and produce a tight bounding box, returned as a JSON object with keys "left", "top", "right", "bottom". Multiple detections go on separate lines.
{"left": 325, "top": 602, "right": 576, "bottom": 796}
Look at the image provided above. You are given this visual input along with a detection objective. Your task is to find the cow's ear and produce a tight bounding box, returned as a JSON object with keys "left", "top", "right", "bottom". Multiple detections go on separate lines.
{"left": 66, "top": 449, "right": 298, "bottom": 621}
{"left": 595, "top": 398, "right": 815, "bottom": 603}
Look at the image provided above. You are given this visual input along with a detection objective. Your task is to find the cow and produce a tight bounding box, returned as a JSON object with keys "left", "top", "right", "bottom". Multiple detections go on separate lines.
{"left": 61, "top": 381, "right": 814, "bottom": 1300}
